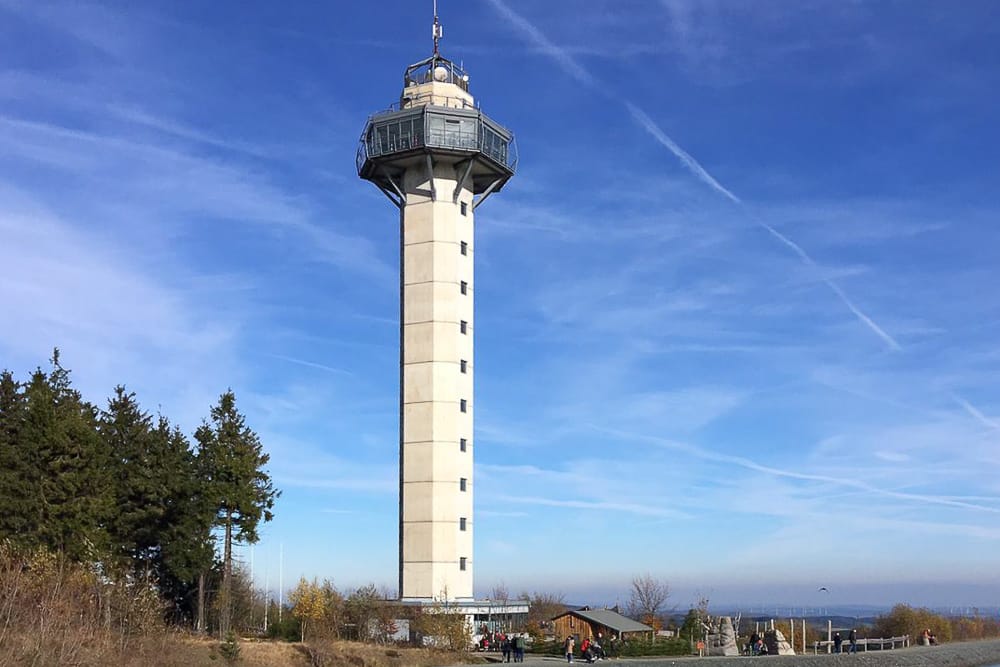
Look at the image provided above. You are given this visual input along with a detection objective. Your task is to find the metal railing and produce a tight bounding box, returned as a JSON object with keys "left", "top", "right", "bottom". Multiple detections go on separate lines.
{"left": 356, "top": 110, "right": 518, "bottom": 173}
{"left": 812, "top": 635, "right": 909, "bottom": 654}
{"left": 404, "top": 54, "right": 471, "bottom": 92}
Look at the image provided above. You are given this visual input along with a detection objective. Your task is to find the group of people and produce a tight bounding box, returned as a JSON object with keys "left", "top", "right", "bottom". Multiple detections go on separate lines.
{"left": 832, "top": 629, "right": 859, "bottom": 653}
{"left": 478, "top": 630, "right": 527, "bottom": 663}
{"left": 745, "top": 632, "right": 769, "bottom": 656}
{"left": 921, "top": 628, "right": 938, "bottom": 646}
{"left": 564, "top": 632, "right": 620, "bottom": 663}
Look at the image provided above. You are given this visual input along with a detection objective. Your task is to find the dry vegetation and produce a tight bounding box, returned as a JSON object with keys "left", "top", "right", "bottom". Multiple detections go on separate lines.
{"left": 307, "top": 640, "right": 482, "bottom": 667}
{"left": 0, "top": 544, "right": 485, "bottom": 666}
{"left": 0, "top": 544, "right": 165, "bottom": 666}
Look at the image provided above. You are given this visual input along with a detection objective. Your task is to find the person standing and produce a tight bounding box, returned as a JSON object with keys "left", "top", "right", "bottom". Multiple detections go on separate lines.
{"left": 833, "top": 631, "right": 843, "bottom": 654}
{"left": 849, "top": 628, "right": 858, "bottom": 654}
{"left": 564, "top": 635, "right": 575, "bottom": 663}
{"left": 514, "top": 633, "right": 526, "bottom": 662}
{"left": 501, "top": 634, "right": 511, "bottom": 663}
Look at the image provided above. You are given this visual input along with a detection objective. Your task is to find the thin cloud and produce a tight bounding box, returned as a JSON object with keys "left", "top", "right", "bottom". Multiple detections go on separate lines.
{"left": 494, "top": 494, "right": 691, "bottom": 519}
{"left": 625, "top": 102, "right": 741, "bottom": 204}
{"left": 756, "top": 218, "right": 902, "bottom": 351}
{"left": 952, "top": 392, "right": 1000, "bottom": 433}
{"left": 594, "top": 425, "right": 1000, "bottom": 515}
{"left": 480, "top": 0, "right": 598, "bottom": 88}
{"left": 485, "top": 0, "right": 999, "bottom": 471}
{"left": 107, "top": 104, "right": 273, "bottom": 158}
{"left": 478, "top": 509, "right": 529, "bottom": 518}
{"left": 627, "top": 104, "right": 901, "bottom": 351}
{"left": 269, "top": 353, "right": 353, "bottom": 376}
{"left": 275, "top": 475, "right": 394, "bottom": 494}
{"left": 0, "top": 113, "right": 396, "bottom": 286}
{"left": 485, "top": 0, "right": 900, "bottom": 354}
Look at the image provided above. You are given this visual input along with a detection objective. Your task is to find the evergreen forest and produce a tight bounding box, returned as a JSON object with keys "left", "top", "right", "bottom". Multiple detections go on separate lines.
{"left": 0, "top": 349, "right": 278, "bottom": 637}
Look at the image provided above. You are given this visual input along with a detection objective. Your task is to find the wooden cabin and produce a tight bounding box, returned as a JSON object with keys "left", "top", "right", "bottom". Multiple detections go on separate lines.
{"left": 551, "top": 608, "right": 653, "bottom": 644}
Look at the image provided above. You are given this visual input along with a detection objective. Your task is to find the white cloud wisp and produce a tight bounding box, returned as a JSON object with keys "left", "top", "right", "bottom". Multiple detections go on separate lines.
{"left": 486, "top": 0, "right": 901, "bottom": 354}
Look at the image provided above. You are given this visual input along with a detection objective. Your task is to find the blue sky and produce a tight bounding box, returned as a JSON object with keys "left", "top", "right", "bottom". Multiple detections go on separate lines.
{"left": 2, "top": 0, "right": 999, "bottom": 610}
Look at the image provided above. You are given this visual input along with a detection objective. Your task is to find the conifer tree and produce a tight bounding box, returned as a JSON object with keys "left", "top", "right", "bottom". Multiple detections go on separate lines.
{"left": 102, "top": 386, "right": 161, "bottom": 574}
{"left": 195, "top": 390, "right": 279, "bottom": 637}
{"left": 100, "top": 386, "right": 216, "bottom": 617}
{"left": 155, "top": 417, "right": 215, "bottom": 626}
{"left": 20, "top": 351, "right": 111, "bottom": 560}
{"left": 0, "top": 370, "right": 31, "bottom": 540}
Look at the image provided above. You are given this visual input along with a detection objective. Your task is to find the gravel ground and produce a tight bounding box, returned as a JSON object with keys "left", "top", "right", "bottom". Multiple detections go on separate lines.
{"left": 453, "top": 640, "right": 1000, "bottom": 667}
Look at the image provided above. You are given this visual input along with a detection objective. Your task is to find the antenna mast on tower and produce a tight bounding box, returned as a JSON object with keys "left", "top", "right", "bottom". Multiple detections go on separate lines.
{"left": 432, "top": 0, "right": 443, "bottom": 55}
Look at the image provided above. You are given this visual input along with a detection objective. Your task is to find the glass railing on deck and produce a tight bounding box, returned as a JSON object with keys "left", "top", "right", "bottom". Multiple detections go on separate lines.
{"left": 357, "top": 111, "right": 517, "bottom": 173}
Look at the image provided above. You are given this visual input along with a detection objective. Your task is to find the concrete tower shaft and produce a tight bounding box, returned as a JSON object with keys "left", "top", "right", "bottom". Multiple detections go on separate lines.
{"left": 400, "top": 160, "right": 475, "bottom": 601}
{"left": 357, "top": 53, "right": 515, "bottom": 602}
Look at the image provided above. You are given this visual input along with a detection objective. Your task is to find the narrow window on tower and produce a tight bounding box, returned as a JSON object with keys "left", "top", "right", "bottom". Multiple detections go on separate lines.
{"left": 459, "top": 517, "right": 467, "bottom": 531}
{"left": 459, "top": 557, "right": 467, "bottom": 571}
{"left": 459, "top": 477, "right": 467, "bottom": 491}
{"left": 460, "top": 399, "right": 467, "bottom": 413}
{"left": 460, "top": 241, "right": 467, "bottom": 255}
{"left": 461, "top": 201, "right": 468, "bottom": 216}
{"left": 460, "top": 437, "right": 467, "bottom": 452}
{"left": 460, "top": 320, "right": 467, "bottom": 334}
{"left": 460, "top": 280, "right": 467, "bottom": 295}
{"left": 460, "top": 359, "right": 467, "bottom": 373}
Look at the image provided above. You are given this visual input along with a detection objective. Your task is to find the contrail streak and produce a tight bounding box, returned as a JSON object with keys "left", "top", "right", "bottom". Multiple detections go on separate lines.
{"left": 268, "top": 353, "right": 353, "bottom": 376}
{"left": 756, "top": 219, "right": 902, "bottom": 351}
{"left": 484, "top": 0, "right": 899, "bottom": 352}
{"left": 495, "top": 493, "right": 690, "bottom": 519}
{"left": 625, "top": 102, "right": 741, "bottom": 204}
{"left": 952, "top": 392, "right": 1000, "bottom": 432}
{"left": 481, "top": 0, "right": 597, "bottom": 87}
{"left": 595, "top": 425, "right": 1000, "bottom": 514}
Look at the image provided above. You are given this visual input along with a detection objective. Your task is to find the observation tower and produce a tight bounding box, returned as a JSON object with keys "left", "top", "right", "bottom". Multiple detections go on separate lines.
{"left": 356, "top": 9, "right": 516, "bottom": 603}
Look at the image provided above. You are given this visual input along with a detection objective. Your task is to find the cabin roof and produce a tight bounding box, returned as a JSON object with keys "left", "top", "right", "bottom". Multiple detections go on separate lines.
{"left": 553, "top": 608, "right": 653, "bottom": 633}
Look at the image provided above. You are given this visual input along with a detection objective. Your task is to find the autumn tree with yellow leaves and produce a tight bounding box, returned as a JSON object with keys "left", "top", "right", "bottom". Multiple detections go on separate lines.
{"left": 289, "top": 577, "right": 327, "bottom": 642}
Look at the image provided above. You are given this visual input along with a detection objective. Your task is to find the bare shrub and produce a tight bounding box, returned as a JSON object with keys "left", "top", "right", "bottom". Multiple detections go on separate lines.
{"left": 0, "top": 542, "right": 165, "bottom": 665}
{"left": 626, "top": 573, "right": 671, "bottom": 630}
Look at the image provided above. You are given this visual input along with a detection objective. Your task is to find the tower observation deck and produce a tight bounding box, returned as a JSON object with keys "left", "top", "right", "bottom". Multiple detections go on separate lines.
{"left": 357, "top": 46, "right": 516, "bottom": 602}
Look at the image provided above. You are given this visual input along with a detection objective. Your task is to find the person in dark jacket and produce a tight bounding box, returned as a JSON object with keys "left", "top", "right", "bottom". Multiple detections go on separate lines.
{"left": 849, "top": 628, "right": 858, "bottom": 653}
{"left": 833, "top": 631, "right": 843, "bottom": 653}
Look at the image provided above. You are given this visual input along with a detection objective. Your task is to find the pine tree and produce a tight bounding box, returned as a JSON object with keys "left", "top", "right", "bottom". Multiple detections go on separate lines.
{"left": 20, "top": 351, "right": 111, "bottom": 560}
{"left": 155, "top": 417, "right": 215, "bottom": 626}
{"left": 102, "top": 386, "right": 161, "bottom": 574}
{"left": 0, "top": 370, "right": 32, "bottom": 540}
{"left": 195, "top": 390, "right": 279, "bottom": 637}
